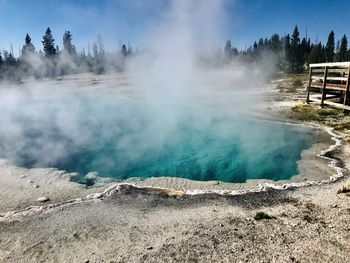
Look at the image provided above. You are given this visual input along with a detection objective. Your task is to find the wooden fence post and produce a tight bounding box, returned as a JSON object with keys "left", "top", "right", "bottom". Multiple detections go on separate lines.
{"left": 320, "top": 66, "right": 328, "bottom": 107}
{"left": 306, "top": 67, "right": 313, "bottom": 103}
{"left": 344, "top": 66, "right": 350, "bottom": 105}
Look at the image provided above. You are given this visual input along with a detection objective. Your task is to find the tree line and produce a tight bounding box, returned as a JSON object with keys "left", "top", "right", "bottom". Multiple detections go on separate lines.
{"left": 1, "top": 25, "right": 349, "bottom": 81}
{"left": 0, "top": 27, "right": 133, "bottom": 81}
{"left": 224, "top": 25, "right": 350, "bottom": 73}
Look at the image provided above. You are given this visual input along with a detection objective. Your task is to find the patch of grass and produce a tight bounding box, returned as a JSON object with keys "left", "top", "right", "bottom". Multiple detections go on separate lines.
{"left": 289, "top": 103, "right": 344, "bottom": 122}
{"left": 292, "top": 78, "right": 303, "bottom": 88}
{"left": 332, "top": 121, "right": 350, "bottom": 131}
{"left": 337, "top": 183, "right": 350, "bottom": 194}
{"left": 318, "top": 108, "right": 342, "bottom": 117}
{"left": 254, "top": 211, "right": 273, "bottom": 221}
{"left": 289, "top": 104, "right": 321, "bottom": 121}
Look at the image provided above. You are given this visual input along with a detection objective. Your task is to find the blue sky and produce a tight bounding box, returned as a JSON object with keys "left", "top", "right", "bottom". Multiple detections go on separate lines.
{"left": 0, "top": 0, "right": 349, "bottom": 55}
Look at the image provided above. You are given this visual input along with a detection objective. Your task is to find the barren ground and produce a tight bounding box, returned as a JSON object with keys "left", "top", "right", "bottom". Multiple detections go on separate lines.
{"left": 1, "top": 73, "right": 350, "bottom": 263}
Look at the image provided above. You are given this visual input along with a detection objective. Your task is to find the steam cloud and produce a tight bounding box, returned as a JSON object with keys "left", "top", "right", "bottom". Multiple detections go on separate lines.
{"left": 0, "top": 0, "right": 291, "bottom": 183}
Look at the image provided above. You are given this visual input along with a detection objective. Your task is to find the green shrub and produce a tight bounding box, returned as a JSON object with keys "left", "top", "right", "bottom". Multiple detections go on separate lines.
{"left": 292, "top": 78, "right": 303, "bottom": 88}
{"left": 254, "top": 211, "right": 273, "bottom": 220}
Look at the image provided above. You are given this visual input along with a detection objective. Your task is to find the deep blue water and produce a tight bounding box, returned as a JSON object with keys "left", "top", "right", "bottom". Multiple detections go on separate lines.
{"left": 0, "top": 96, "right": 317, "bottom": 183}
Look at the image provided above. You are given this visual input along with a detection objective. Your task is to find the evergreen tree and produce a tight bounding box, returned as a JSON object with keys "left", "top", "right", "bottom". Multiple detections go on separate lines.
{"left": 3, "top": 51, "right": 16, "bottom": 66}
{"left": 339, "top": 34, "right": 348, "bottom": 61}
{"left": 42, "top": 27, "right": 56, "bottom": 57}
{"left": 300, "top": 37, "right": 308, "bottom": 63}
{"left": 92, "top": 43, "right": 99, "bottom": 57}
{"left": 290, "top": 25, "right": 303, "bottom": 72}
{"left": 325, "top": 31, "right": 335, "bottom": 62}
{"left": 320, "top": 44, "right": 326, "bottom": 62}
{"left": 283, "top": 34, "right": 292, "bottom": 71}
{"left": 121, "top": 44, "right": 128, "bottom": 56}
{"left": 308, "top": 42, "right": 325, "bottom": 64}
{"left": 63, "top": 31, "right": 76, "bottom": 55}
{"left": 269, "top": 34, "right": 281, "bottom": 52}
{"left": 0, "top": 52, "right": 2, "bottom": 75}
{"left": 91, "top": 41, "right": 104, "bottom": 74}
{"left": 97, "top": 35, "right": 104, "bottom": 55}
{"left": 224, "top": 40, "right": 233, "bottom": 59}
{"left": 232, "top": 47, "right": 239, "bottom": 56}
{"left": 21, "top": 34, "right": 35, "bottom": 56}
{"left": 335, "top": 40, "right": 341, "bottom": 61}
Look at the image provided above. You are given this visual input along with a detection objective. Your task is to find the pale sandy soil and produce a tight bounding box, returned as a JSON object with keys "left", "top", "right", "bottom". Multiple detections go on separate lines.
{"left": 0, "top": 74, "right": 350, "bottom": 263}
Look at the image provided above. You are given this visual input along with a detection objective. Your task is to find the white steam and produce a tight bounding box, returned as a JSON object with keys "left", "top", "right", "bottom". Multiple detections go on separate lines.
{"left": 0, "top": 0, "right": 277, "bottom": 181}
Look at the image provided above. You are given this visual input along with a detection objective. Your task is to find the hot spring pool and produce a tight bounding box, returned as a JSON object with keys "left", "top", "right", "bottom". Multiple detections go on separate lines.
{"left": 0, "top": 96, "right": 318, "bottom": 184}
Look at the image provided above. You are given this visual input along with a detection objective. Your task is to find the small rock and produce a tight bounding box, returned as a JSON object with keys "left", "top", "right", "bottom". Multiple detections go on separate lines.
{"left": 146, "top": 246, "right": 153, "bottom": 250}
{"left": 85, "top": 172, "right": 98, "bottom": 180}
{"left": 37, "top": 196, "right": 50, "bottom": 202}
{"left": 68, "top": 172, "right": 80, "bottom": 181}
{"left": 33, "top": 185, "right": 39, "bottom": 188}
{"left": 93, "top": 193, "right": 103, "bottom": 199}
{"left": 28, "top": 180, "right": 34, "bottom": 184}
{"left": 330, "top": 204, "right": 338, "bottom": 208}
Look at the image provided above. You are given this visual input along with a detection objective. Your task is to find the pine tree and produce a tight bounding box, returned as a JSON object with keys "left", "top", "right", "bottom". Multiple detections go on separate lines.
{"left": 3, "top": 51, "right": 16, "bottom": 66}
{"left": 339, "top": 34, "right": 348, "bottom": 61}
{"left": 269, "top": 34, "right": 281, "bottom": 52}
{"left": 42, "top": 27, "right": 56, "bottom": 57}
{"left": 232, "top": 48, "right": 239, "bottom": 56}
{"left": 92, "top": 43, "right": 98, "bottom": 57}
{"left": 224, "top": 40, "right": 233, "bottom": 59}
{"left": 290, "top": 26, "right": 303, "bottom": 72}
{"left": 308, "top": 42, "right": 325, "bottom": 64}
{"left": 21, "top": 34, "right": 35, "bottom": 56}
{"left": 308, "top": 44, "right": 320, "bottom": 64}
{"left": 92, "top": 41, "right": 104, "bottom": 74}
{"left": 334, "top": 40, "right": 341, "bottom": 61}
{"left": 283, "top": 34, "right": 292, "bottom": 72}
{"left": 325, "top": 31, "right": 335, "bottom": 62}
{"left": 63, "top": 31, "right": 76, "bottom": 55}
{"left": 121, "top": 44, "right": 128, "bottom": 56}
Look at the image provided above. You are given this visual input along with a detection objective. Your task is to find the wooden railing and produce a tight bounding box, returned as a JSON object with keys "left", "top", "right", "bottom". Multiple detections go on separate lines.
{"left": 306, "top": 62, "right": 350, "bottom": 106}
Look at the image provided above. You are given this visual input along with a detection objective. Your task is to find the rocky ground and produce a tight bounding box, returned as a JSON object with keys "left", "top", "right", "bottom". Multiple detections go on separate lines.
{"left": 1, "top": 176, "right": 350, "bottom": 263}
{"left": 1, "top": 73, "right": 350, "bottom": 263}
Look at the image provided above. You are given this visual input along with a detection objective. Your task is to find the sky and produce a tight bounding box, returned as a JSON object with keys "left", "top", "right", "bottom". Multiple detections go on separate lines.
{"left": 0, "top": 0, "right": 349, "bottom": 56}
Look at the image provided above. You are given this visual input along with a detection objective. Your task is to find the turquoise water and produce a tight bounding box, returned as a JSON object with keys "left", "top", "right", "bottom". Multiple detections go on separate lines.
{"left": 0, "top": 96, "right": 317, "bottom": 183}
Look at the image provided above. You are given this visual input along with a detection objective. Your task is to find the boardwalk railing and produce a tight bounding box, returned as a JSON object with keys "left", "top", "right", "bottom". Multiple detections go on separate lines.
{"left": 306, "top": 62, "right": 350, "bottom": 107}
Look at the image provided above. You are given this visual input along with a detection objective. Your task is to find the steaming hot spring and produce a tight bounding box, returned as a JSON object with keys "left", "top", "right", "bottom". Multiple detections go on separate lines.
{"left": 0, "top": 72, "right": 325, "bottom": 187}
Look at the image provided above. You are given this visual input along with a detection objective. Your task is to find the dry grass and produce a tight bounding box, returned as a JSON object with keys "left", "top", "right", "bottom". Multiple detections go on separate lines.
{"left": 288, "top": 103, "right": 344, "bottom": 122}
{"left": 287, "top": 103, "right": 350, "bottom": 133}
{"left": 292, "top": 78, "right": 303, "bottom": 88}
{"left": 254, "top": 211, "right": 273, "bottom": 220}
{"left": 337, "top": 183, "right": 350, "bottom": 194}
